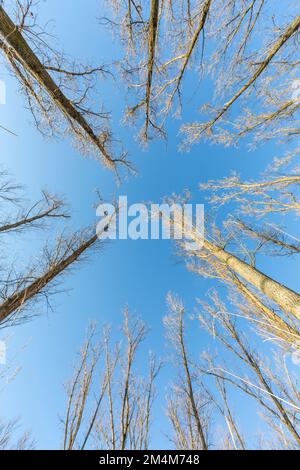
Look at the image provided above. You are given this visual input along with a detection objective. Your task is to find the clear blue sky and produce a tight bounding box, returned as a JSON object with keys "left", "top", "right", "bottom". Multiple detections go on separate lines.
{"left": 0, "top": 0, "right": 299, "bottom": 449}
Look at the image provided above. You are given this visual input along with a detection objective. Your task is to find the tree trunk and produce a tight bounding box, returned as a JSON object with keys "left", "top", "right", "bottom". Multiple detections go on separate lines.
{"left": 206, "top": 15, "right": 300, "bottom": 130}
{"left": 0, "top": 7, "right": 115, "bottom": 169}
{"left": 0, "top": 234, "right": 98, "bottom": 324}
{"left": 204, "top": 238, "right": 300, "bottom": 320}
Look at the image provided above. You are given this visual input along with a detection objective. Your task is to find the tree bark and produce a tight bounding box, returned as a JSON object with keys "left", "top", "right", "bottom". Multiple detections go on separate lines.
{"left": 179, "top": 314, "right": 208, "bottom": 450}
{"left": 144, "top": 0, "right": 160, "bottom": 138}
{"left": 0, "top": 234, "right": 98, "bottom": 324}
{"left": 204, "top": 238, "right": 300, "bottom": 320}
{"left": 0, "top": 7, "right": 116, "bottom": 169}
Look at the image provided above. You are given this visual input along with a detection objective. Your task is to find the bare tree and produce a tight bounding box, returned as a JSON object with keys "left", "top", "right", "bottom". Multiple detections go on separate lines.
{"left": 0, "top": 229, "right": 101, "bottom": 327}
{"left": 200, "top": 172, "right": 300, "bottom": 216}
{"left": 0, "top": 1, "right": 128, "bottom": 170}
{"left": 101, "top": 1, "right": 298, "bottom": 149}
{"left": 0, "top": 170, "right": 106, "bottom": 328}
{"left": 0, "top": 123, "right": 17, "bottom": 136}
{"left": 166, "top": 206, "right": 300, "bottom": 321}
{"left": 0, "top": 336, "right": 35, "bottom": 450}
{"left": 0, "top": 418, "right": 35, "bottom": 450}
{"left": 227, "top": 219, "right": 300, "bottom": 257}
{"left": 164, "top": 290, "right": 300, "bottom": 449}
{"left": 158, "top": 0, "right": 212, "bottom": 120}
{"left": 182, "top": 11, "right": 300, "bottom": 146}
{"left": 104, "top": 0, "right": 214, "bottom": 141}
{"left": 0, "top": 190, "right": 68, "bottom": 234}
{"left": 164, "top": 292, "right": 250, "bottom": 450}
{"left": 62, "top": 309, "right": 161, "bottom": 450}
{"left": 197, "top": 291, "right": 300, "bottom": 448}
{"left": 165, "top": 292, "right": 210, "bottom": 449}
{"left": 116, "top": 0, "right": 164, "bottom": 142}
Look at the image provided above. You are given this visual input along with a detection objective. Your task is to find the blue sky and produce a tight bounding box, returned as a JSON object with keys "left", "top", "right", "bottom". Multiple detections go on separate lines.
{"left": 0, "top": 0, "right": 299, "bottom": 449}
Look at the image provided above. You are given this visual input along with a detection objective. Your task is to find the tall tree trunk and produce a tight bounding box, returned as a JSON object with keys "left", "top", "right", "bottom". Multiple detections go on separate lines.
{"left": 0, "top": 200, "right": 65, "bottom": 233}
{"left": 165, "top": 0, "right": 212, "bottom": 112}
{"left": 179, "top": 312, "right": 208, "bottom": 450}
{"left": 0, "top": 7, "right": 116, "bottom": 169}
{"left": 202, "top": 15, "right": 300, "bottom": 132}
{"left": 170, "top": 207, "right": 300, "bottom": 319}
{"left": 236, "top": 220, "right": 300, "bottom": 254}
{"left": 231, "top": 325, "right": 300, "bottom": 445}
{"left": 203, "top": 238, "right": 300, "bottom": 320}
{"left": 144, "top": 0, "right": 160, "bottom": 138}
{"left": 0, "top": 233, "right": 98, "bottom": 324}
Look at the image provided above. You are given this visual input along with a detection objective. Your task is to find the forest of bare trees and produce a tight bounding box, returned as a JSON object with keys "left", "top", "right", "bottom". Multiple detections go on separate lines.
{"left": 0, "top": 0, "right": 299, "bottom": 453}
